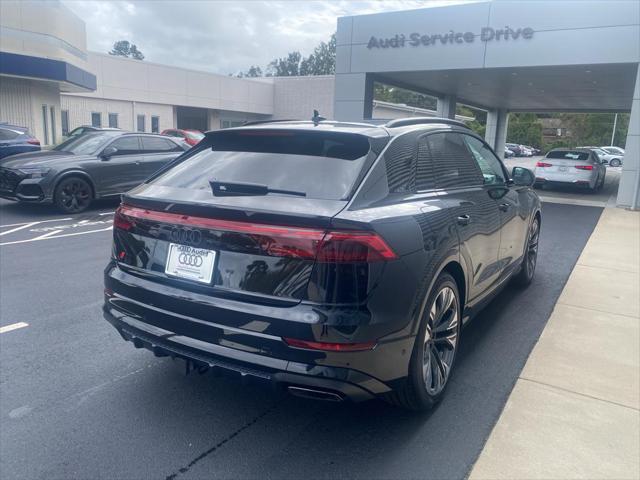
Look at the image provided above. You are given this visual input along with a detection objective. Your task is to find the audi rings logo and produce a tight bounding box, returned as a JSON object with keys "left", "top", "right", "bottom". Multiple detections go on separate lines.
{"left": 178, "top": 252, "right": 204, "bottom": 267}
{"left": 170, "top": 227, "right": 202, "bottom": 246}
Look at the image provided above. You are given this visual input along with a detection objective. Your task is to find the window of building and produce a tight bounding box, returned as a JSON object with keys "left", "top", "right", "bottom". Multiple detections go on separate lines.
{"left": 137, "top": 114, "right": 145, "bottom": 132}
{"left": 50, "top": 106, "right": 56, "bottom": 144}
{"left": 151, "top": 116, "right": 159, "bottom": 133}
{"left": 91, "top": 112, "right": 102, "bottom": 128}
{"left": 462, "top": 135, "right": 506, "bottom": 185}
{"left": 140, "top": 136, "right": 182, "bottom": 153}
{"left": 61, "top": 110, "right": 69, "bottom": 136}
{"left": 109, "top": 136, "right": 141, "bottom": 155}
{"left": 42, "top": 105, "right": 49, "bottom": 145}
{"left": 108, "top": 113, "right": 118, "bottom": 128}
{"left": 425, "top": 132, "right": 483, "bottom": 189}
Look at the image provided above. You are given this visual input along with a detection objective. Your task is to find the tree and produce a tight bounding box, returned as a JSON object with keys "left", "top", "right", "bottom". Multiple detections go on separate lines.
{"left": 507, "top": 113, "right": 543, "bottom": 147}
{"left": 266, "top": 51, "right": 302, "bottom": 77}
{"left": 109, "top": 40, "right": 145, "bottom": 60}
{"left": 299, "top": 34, "right": 336, "bottom": 75}
{"left": 235, "top": 65, "right": 263, "bottom": 78}
{"left": 233, "top": 34, "right": 336, "bottom": 77}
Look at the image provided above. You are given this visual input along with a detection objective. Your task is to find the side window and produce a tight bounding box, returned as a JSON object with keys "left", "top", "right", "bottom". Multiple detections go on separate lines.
{"left": 426, "top": 132, "right": 483, "bottom": 189}
{"left": 463, "top": 135, "right": 506, "bottom": 185}
{"left": 384, "top": 133, "right": 417, "bottom": 193}
{"left": 109, "top": 136, "right": 141, "bottom": 155}
{"left": 141, "top": 137, "right": 180, "bottom": 153}
{"left": 416, "top": 137, "right": 436, "bottom": 191}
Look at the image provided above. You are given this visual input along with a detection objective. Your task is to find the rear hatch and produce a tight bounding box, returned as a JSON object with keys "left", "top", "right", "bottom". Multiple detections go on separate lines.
{"left": 112, "top": 127, "right": 391, "bottom": 304}
{"left": 537, "top": 150, "right": 594, "bottom": 178}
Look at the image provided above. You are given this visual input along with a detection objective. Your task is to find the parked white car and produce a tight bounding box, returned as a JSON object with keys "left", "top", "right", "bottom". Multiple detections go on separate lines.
{"left": 580, "top": 146, "right": 623, "bottom": 167}
{"left": 534, "top": 148, "right": 606, "bottom": 192}
{"left": 599, "top": 146, "right": 624, "bottom": 166}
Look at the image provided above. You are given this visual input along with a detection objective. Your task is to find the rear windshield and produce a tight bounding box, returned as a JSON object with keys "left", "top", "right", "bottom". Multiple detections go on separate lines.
{"left": 546, "top": 150, "right": 590, "bottom": 161}
{"left": 152, "top": 130, "right": 371, "bottom": 200}
{"left": 185, "top": 131, "right": 205, "bottom": 141}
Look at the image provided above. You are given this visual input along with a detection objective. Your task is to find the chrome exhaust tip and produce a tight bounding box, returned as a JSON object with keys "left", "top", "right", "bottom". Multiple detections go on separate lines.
{"left": 287, "top": 386, "right": 344, "bottom": 402}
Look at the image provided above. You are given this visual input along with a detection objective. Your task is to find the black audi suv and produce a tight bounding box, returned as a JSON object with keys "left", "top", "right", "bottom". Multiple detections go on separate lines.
{"left": 0, "top": 132, "right": 187, "bottom": 213}
{"left": 103, "top": 118, "right": 541, "bottom": 410}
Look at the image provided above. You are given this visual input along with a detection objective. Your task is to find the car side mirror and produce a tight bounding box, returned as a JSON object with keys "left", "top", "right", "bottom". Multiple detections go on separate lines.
{"left": 512, "top": 166, "right": 535, "bottom": 187}
{"left": 101, "top": 146, "right": 118, "bottom": 160}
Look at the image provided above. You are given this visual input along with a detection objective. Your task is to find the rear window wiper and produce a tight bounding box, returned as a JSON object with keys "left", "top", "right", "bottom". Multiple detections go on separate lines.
{"left": 209, "top": 180, "right": 307, "bottom": 197}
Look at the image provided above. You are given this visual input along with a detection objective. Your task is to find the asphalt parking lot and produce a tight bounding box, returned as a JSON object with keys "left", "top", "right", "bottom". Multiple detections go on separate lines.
{"left": 0, "top": 195, "right": 604, "bottom": 479}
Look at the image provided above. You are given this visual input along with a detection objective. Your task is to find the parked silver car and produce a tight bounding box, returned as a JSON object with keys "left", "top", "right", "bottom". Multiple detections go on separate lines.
{"left": 599, "top": 146, "right": 624, "bottom": 166}
{"left": 579, "top": 146, "right": 623, "bottom": 167}
{"left": 534, "top": 148, "right": 606, "bottom": 192}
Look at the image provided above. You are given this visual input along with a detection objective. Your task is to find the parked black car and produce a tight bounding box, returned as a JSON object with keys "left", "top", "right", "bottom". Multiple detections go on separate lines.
{"left": 0, "top": 123, "right": 40, "bottom": 159}
{"left": 0, "top": 132, "right": 187, "bottom": 213}
{"left": 103, "top": 118, "right": 541, "bottom": 411}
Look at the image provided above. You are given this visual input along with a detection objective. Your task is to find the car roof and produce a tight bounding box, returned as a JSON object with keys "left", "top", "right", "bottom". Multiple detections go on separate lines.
{"left": 210, "top": 117, "right": 471, "bottom": 139}
{"left": 0, "top": 123, "right": 28, "bottom": 132}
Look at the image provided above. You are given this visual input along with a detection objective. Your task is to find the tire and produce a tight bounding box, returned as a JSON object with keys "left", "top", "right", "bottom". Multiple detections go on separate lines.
{"left": 513, "top": 216, "right": 540, "bottom": 288}
{"left": 54, "top": 176, "right": 93, "bottom": 213}
{"left": 610, "top": 158, "right": 621, "bottom": 167}
{"left": 385, "top": 273, "right": 461, "bottom": 411}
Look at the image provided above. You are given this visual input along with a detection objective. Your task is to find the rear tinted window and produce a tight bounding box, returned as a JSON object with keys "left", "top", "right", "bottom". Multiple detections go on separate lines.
{"left": 547, "top": 150, "right": 590, "bottom": 161}
{"left": 152, "top": 130, "right": 371, "bottom": 200}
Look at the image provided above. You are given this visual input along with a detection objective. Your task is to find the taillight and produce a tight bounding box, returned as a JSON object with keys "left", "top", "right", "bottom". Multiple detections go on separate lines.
{"left": 113, "top": 205, "right": 397, "bottom": 263}
{"left": 113, "top": 206, "right": 134, "bottom": 231}
{"left": 283, "top": 337, "right": 377, "bottom": 352}
{"left": 27, "top": 138, "right": 40, "bottom": 145}
{"left": 536, "top": 162, "right": 552, "bottom": 167}
{"left": 317, "top": 231, "right": 397, "bottom": 262}
{"left": 575, "top": 165, "right": 594, "bottom": 170}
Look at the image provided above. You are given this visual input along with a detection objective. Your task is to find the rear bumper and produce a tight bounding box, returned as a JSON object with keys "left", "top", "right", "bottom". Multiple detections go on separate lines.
{"left": 103, "top": 303, "right": 393, "bottom": 402}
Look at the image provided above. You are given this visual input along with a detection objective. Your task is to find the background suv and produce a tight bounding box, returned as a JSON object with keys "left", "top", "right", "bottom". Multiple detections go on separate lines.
{"left": 104, "top": 117, "right": 541, "bottom": 411}
{"left": 0, "top": 132, "right": 187, "bottom": 213}
{"left": 0, "top": 123, "right": 40, "bottom": 159}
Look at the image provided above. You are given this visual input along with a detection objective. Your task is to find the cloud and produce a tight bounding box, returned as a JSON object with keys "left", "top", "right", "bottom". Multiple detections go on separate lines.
{"left": 63, "top": 0, "right": 466, "bottom": 74}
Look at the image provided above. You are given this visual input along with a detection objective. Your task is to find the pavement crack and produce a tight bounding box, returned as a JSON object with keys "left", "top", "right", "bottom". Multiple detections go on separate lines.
{"left": 165, "top": 403, "right": 279, "bottom": 480}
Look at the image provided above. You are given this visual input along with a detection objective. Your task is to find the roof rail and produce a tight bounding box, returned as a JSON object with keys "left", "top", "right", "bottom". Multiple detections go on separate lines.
{"left": 242, "top": 119, "right": 299, "bottom": 126}
{"left": 385, "top": 117, "right": 468, "bottom": 129}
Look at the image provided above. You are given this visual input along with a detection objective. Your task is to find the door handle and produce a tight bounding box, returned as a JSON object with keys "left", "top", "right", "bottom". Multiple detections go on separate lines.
{"left": 457, "top": 214, "right": 471, "bottom": 226}
{"left": 499, "top": 203, "right": 510, "bottom": 212}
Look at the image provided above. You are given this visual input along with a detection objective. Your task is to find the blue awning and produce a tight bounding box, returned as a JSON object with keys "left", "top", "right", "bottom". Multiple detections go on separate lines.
{"left": 0, "top": 51, "right": 96, "bottom": 91}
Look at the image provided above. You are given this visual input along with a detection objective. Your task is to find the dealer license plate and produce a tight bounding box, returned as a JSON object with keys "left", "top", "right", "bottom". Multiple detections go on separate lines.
{"left": 165, "top": 243, "right": 216, "bottom": 284}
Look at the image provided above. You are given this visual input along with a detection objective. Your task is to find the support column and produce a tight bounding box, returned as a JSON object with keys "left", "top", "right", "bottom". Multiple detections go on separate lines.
{"left": 437, "top": 95, "right": 457, "bottom": 119}
{"left": 333, "top": 73, "right": 374, "bottom": 121}
{"left": 485, "top": 109, "right": 509, "bottom": 159}
{"left": 617, "top": 66, "right": 640, "bottom": 209}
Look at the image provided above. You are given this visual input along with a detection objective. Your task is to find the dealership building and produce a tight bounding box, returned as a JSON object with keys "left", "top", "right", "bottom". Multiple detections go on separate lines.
{"left": 1, "top": 0, "right": 639, "bottom": 208}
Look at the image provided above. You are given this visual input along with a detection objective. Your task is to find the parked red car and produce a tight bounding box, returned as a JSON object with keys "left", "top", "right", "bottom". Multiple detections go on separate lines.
{"left": 161, "top": 129, "right": 205, "bottom": 147}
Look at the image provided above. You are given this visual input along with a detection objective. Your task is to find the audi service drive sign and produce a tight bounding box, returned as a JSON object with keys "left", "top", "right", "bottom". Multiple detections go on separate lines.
{"left": 165, "top": 243, "right": 216, "bottom": 284}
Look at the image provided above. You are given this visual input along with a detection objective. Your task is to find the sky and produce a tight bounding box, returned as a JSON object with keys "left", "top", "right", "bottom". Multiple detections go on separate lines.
{"left": 62, "top": 1, "right": 469, "bottom": 75}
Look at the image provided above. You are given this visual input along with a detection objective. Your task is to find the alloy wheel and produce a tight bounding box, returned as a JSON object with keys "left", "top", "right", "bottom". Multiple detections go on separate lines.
{"left": 423, "top": 286, "right": 459, "bottom": 395}
{"left": 59, "top": 179, "right": 91, "bottom": 213}
{"left": 526, "top": 219, "right": 540, "bottom": 277}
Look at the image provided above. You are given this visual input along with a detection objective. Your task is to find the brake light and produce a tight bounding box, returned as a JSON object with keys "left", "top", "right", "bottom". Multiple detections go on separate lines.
{"left": 575, "top": 165, "right": 594, "bottom": 170}
{"left": 27, "top": 138, "right": 40, "bottom": 145}
{"left": 283, "top": 337, "right": 377, "bottom": 352}
{"left": 114, "top": 205, "right": 397, "bottom": 263}
{"left": 113, "top": 206, "right": 134, "bottom": 231}
{"left": 536, "top": 162, "right": 552, "bottom": 167}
